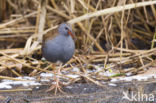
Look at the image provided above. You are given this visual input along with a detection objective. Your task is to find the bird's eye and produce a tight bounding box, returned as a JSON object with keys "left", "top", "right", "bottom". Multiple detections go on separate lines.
{"left": 65, "top": 27, "right": 68, "bottom": 30}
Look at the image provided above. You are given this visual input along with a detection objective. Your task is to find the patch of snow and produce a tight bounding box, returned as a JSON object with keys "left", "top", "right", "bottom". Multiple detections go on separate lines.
{"left": 83, "top": 88, "right": 87, "bottom": 90}
{"left": 41, "top": 57, "right": 46, "bottom": 61}
{"left": 94, "top": 65, "right": 104, "bottom": 72}
{"left": 111, "top": 74, "right": 155, "bottom": 83}
{"left": 52, "top": 82, "right": 57, "bottom": 84}
{"left": 108, "top": 83, "right": 117, "bottom": 87}
{"left": 153, "top": 74, "right": 156, "bottom": 79}
{"left": 86, "top": 69, "right": 94, "bottom": 73}
{"left": 40, "top": 78, "right": 50, "bottom": 82}
{"left": 120, "top": 75, "right": 149, "bottom": 81}
{"left": 126, "top": 72, "right": 133, "bottom": 76}
{"left": 72, "top": 67, "right": 80, "bottom": 72}
{"left": 101, "top": 81, "right": 106, "bottom": 84}
{"left": 110, "top": 78, "right": 118, "bottom": 82}
{"left": 36, "top": 86, "right": 39, "bottom": 89}
{"left": 134, "top": 76, "right": 148, "bottom": 81}
{"left": 66, "top": 74, "right": 80, "bottom": 78}
{"left": 40, "top": 73, "right": 54, "bottom": 77}
{"left": 0, "top": 83, "right": 12, "bottom": 89}
{"left": 100, "top": 71, "right": 117, "bottom": 77}
{"left": 18, "top": 76, "right": 35, "bottom": 80}
{"left": 119, "top": 77, "right": 133, "bottom": 82}
{"left": 66, "top": 86, "right": 72, "bottom": 89}
{"left": 0, "top": 76, "right": 41, "bottom": 89}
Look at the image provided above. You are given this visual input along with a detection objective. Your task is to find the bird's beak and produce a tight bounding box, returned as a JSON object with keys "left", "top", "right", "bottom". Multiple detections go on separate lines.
{"left": 68, "top": 30, "right": 76, "bottom": 41}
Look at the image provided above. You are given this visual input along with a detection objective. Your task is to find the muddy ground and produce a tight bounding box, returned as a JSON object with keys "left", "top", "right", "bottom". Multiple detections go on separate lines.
{"left": 0, "top": 80, "right": 156, "bottom": 103}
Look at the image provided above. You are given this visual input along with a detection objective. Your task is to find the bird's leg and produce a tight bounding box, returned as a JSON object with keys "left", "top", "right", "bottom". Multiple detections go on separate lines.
{"left": 47, "top": 63, "right": 65, "bottom": 94}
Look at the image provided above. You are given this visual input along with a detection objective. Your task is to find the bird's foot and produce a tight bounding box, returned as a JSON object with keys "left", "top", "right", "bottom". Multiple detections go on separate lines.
{"left": 46, "top": 78, "right": 66, "bottom": 95}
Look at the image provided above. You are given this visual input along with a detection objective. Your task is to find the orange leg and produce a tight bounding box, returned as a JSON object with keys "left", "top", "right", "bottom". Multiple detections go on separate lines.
{"left": 46, "top": 64, "right": 65, "bottom": 94}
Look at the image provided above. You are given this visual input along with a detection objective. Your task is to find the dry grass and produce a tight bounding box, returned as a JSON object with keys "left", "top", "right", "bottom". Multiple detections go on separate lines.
{"left": 0, "top": 0, "right": 156, "bottom": 87}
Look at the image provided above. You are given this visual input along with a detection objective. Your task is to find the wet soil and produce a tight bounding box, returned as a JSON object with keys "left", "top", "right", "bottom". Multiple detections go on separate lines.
{"left": 1, "top": 80, "right": 156, "bottom": 103}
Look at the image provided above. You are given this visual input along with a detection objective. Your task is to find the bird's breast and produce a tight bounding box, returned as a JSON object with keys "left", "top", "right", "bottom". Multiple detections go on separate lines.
{"left": 42, "top": 35, "right": 75, "bottom": 63}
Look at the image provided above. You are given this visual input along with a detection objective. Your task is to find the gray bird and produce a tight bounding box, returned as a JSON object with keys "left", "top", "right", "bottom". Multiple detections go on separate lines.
{"left": 42, "top": 23, "right": 75, "bottom": 94}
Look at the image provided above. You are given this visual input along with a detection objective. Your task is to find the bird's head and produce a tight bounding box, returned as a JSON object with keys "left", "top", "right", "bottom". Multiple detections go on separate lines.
{"left": 58, "top": 23, "right": 75, "bottom": 39}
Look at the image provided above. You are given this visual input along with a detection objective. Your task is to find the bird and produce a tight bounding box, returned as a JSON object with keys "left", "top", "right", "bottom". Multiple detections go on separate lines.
{"left": 42, "top": 23, "right": 75, "bottom": 94}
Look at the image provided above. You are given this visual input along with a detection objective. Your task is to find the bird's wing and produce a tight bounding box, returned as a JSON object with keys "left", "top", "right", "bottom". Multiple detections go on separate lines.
{"left": 42, "top": 28, "right": 58, "bottom": 44}
{"left": 41, "top": 28, "right": 59, "bottom": 54}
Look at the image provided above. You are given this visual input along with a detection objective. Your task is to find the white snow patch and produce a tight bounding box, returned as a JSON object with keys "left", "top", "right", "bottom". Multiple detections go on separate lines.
{"left": 36, "top": 86, "right": 39, "bottom": 89}
{"left": 66, "top": 74, "right": 80, "bottom": 78}
{"left": 0, "top": 76, "right": 41, "bottom": 89}
{"left": 0, "top": 83, "right": 12, "bottom": 89}
{"left": 110, "top": 78, "right": 118, "bottom": 82}
{"left": 94, "top": 65, "right": 103, "bottom": 71}
{"left": 108, "top": 83, "right": 117, "bottom": 87}
{"left": 66, "top": 86, "right": 72, "bottom": 89}
{"left": 18, "top": 76, "right": 35, "bottom": 80}
{"left": 72, "top": 67, "right": 80, "bottom": 72}
{"left": 32, "top": 60, "right": 39, "bottom": 64}
{"left": 41, "top": 57, "right": 46, "bottom": 61}
{"left": 86, "top": 69, "right": 94, "bottom": 73}
{"left": 100, "top": 71, "right": 117, "bottom": 77}
{"left": 153, "top": 74, "right": 156, "bottom": 79}
{"left": 83, "top": 88, "right": 87, "bottom": 90}
{"left": 40, "top": 79, "right": 50, "bottom": 82}
{"left": 101, "top": 81, "right": 106, "bottom": 84}
{"left": 40, "top": 73, "right": 54, "bottom": 77}
{"left": 119, "top": 77, "right": 133, "bottom": 82}
{"left": 126, "top": 72, "right": 133, "bottom": 76}
{"left": 111, "top": 74, "right": 155, "bottom": 82}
